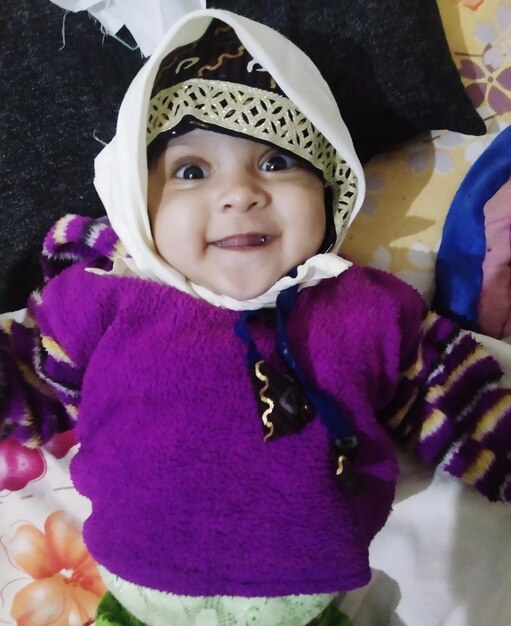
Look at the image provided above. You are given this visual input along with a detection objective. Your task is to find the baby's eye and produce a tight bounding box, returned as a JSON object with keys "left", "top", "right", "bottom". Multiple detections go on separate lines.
{"left": 260, "top": 153, "right": 297, "bottom": 172}
{"left": 174, "top": 163, "right": 209, "bottom": 180}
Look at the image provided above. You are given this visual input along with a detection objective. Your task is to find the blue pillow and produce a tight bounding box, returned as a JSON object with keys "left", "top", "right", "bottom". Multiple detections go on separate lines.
{"left": 433, "top": 125, "right": 511, "bottom": 330}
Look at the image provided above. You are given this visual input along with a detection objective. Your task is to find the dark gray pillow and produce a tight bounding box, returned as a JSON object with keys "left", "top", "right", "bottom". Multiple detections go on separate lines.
{"left": 1, "top": 0, "right": 485, "bottom": 312}
{"left": 208, "top": 0, "right": 486, "bottom": 162}
{"left": 0, "top": 0, "right": 143, "bottom": 312}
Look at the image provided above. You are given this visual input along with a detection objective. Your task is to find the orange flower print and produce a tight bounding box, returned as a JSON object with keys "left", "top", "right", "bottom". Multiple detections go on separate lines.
{"left": 458, "top": 0, "right": 485, "bottom": 10}
{"left": 4, "top": 510, "right": 106, "bottom": 626}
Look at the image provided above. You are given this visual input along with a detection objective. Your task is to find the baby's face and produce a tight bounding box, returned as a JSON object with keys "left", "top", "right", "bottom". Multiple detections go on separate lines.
{"left": 147, "top": 129, "right": 326, "bottom": 300}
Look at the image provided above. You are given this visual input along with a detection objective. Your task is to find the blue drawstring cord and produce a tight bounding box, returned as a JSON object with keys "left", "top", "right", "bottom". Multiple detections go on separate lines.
{"left": 235, "top": 284, "right": 357, "bottom": 443}
{"left": 235, "top": 283, "right": 362, "bottom": 491}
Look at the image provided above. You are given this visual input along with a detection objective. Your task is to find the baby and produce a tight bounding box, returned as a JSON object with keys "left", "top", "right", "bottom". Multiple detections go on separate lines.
{"left": 1, "top": 9, "right": 511, "bottom": 626}
{"left": 147, "top": 128, "right": 327, "bottom": 302}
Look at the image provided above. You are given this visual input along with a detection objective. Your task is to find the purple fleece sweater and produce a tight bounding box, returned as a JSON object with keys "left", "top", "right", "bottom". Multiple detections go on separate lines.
{"left": 2, "top": 260, "right": 511, "bottom": 597}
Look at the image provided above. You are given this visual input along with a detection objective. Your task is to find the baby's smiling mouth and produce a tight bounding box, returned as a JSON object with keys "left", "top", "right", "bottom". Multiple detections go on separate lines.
{"left": 212, "top": 234, "right": 274, "bottom": 248}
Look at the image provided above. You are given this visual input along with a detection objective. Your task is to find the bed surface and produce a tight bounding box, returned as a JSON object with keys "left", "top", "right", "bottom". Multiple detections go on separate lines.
{"left": 1, "top": 1, "right": 511, "bottom": 624}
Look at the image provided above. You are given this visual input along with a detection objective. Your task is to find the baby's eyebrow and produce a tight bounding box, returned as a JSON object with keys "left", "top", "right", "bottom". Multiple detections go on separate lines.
{"left": 165, "top": 140, "right": 195, "bottom": 150}
{"left": 162, "top": 143, "right": 206, "bottom": 162}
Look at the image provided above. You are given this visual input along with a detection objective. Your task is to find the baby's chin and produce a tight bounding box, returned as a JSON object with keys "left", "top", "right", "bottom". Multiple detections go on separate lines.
{"left": 201, "top": 273, "right": 285, "bottom": 301}
{"left": 209, "top": 281, "right": 276, "bottom": 301}
{"left": 193, "top": 258, "right": 315, "bottom": 301}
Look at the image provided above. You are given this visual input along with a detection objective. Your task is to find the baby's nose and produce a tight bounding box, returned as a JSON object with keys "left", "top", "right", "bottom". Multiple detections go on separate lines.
{"left": 219, "top": 173, "right": 270, "bottom": 212}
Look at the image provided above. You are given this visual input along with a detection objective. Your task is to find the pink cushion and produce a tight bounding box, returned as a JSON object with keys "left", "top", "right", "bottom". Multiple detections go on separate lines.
{"left": 479, "top": 177, "right": 511, "bottom": 338}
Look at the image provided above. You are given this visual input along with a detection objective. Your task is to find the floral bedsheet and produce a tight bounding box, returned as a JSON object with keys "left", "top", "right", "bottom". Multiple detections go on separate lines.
{"left": 0, "top": 434, "right": 105, "bottom": 624}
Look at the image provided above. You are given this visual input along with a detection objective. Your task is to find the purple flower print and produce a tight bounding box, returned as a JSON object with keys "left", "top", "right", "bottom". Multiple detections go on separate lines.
{"left": 460, "top": 57, "right": 511, "bottom": 114}
{"left": 458, "top": 5, "right": 511, "bottom": 115}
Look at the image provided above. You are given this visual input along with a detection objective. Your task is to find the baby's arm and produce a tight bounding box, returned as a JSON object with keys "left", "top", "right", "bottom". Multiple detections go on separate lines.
{"left": 0, "top": 295, "right": 79, "bottom": 447}
{"left": 0, "top": 215, "right": 122, "bottom": 446}
{"left": 0, "top": 262, "right": 117, "bottom": 447}
{"left": 378, "top": 295, "right": 511, "bottom": 502}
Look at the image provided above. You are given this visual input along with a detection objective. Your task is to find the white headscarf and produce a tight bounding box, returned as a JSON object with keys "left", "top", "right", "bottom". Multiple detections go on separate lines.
{"left": 93, "top": 9, "right": 365, "bottom": 310}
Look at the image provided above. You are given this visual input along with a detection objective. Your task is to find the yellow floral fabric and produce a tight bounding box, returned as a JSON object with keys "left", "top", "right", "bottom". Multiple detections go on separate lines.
{"left": 341, "top": 0, "right": 511, "bottom": 304}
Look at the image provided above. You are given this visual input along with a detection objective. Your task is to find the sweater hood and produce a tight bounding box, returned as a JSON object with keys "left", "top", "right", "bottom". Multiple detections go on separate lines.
{"left": 93, "top": 9, "right": 365, "bottom": 309}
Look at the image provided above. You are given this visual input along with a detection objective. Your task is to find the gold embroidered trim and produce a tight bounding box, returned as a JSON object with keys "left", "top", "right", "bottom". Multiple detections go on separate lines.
{"left": 147, "top": 79, "right": 358, "bottom": 237}
{"left": 336, "top": 455, "right": 347, "bottom": 477}
{"left": 254, "top": 360, "right": 275, "bottom": 441}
